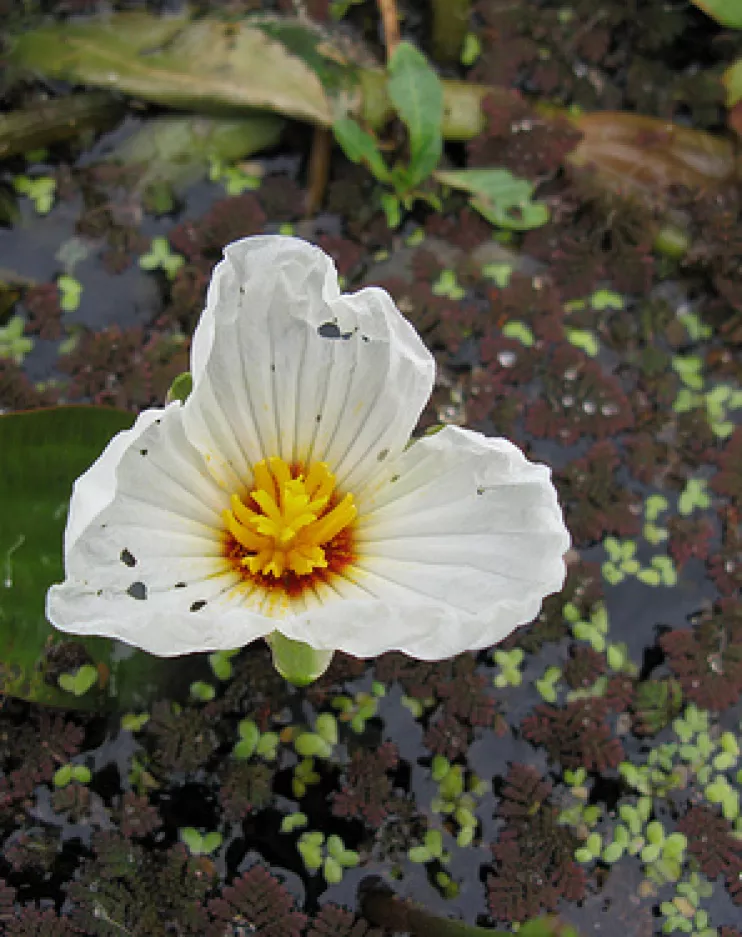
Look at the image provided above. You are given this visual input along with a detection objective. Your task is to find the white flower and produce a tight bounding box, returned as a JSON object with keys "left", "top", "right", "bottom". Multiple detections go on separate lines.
{"left": 46, "top": 236, "right": 569, "bottom": 669}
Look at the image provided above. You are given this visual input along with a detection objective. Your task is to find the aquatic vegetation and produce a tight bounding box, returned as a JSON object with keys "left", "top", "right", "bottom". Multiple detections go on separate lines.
{"left": 1, "top": 2, "right": 741, "bottom": 932}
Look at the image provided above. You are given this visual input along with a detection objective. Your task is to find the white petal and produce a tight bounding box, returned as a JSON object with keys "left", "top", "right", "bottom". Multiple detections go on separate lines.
{"left": 183, "top": 236, "right": 435, "bottom": 490}
{"left": 64, "top": 407, "right": 164, "bottom": 555}
{"left": 275, "top": 425, "right": 569, "bottom": 659}
{"left": 47, "top": 403, "right": 273, "bottom": 656}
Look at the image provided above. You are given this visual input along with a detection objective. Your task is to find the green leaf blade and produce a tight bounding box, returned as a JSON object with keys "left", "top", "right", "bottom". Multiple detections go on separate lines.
{"left": 387, "top": 42, "right": 443, "bottom": 189}
{"left": 332, "top": 117, "right": 390, "bottom": 181}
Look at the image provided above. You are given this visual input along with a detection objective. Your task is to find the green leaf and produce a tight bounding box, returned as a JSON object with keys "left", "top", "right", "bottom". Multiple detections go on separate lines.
{"left": 121, "top": 712, "right": 149, "bottom": 732}
{"left": 255, "top": 731, "right": 279, "bottom": 759}
{"left": 180, "top": 827, "right": 203, "bottom": 853}
{"left": 590, "top": 289, "right": 624, "bottom": 311}
{"left": 435, "top": 168, "right": 549, "bottom": 231}
{"left": 314, "top": 712, "right": 338, "bottom": 746}
{"left": 294, "top": 732, "right": 332, "bottom": 759}
{"left": 58, "top": 663, "right": 98, "bottom": 696}
{"left": 189, "top": 680, "right": 216, "bottom": 702}
{"left": 57, "top": 275, "right": 82, "bottom": 312}
{"left": 408, "top": 845, "right": 432, "bottom": 863}
{"left": 332, "top": 117, "right": 390, "bottom": 182}
{"left": 387, "top": 42, "right": 443, "bottom": 189}
{"left": 53, "top": 765, "right": 73, "bottom": 788}
{"left": 0, "top": 406, "right": 209, "bottom": 709}
{"left": 280, "top": 812, "right": 308, "bottom": 833}
{"left": 691, "top": 0, "right": 742, "bottom": 28}
{"left": 502, "top": 321, "right": 535, "bottom": 347}
{"left": 0, "top": 317, "right": 32, "bottom": 365}
{"left": 323, "top": 856, "right": 343, "bottom": 884}
{"left": 7, "top": 13, "right": 336, "bottom": 126}
{"left": 208, "top": 649, "right": 235, "bottom": 681}
{"left": 565, "top": 328, "right": 599, "bottom": 357}
{"left": 201, "top": 832, "right": 223, "bottom": 854}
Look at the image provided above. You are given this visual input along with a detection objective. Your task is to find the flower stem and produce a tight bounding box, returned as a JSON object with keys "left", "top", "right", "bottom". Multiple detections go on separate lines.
{"left": 267, "top": 632, "right": 333, "bottom": 686}
{"left": 359, "top": 877, "right": 579, "bottom": 937}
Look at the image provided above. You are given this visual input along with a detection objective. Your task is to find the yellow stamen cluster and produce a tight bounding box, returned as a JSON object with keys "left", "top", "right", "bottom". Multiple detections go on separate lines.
{"left": 224, "top": 457, "right": 357, "bottom": 578}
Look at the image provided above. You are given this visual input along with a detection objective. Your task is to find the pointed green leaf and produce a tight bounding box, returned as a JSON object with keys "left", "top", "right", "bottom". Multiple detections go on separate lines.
{"left": 387, "top": 42, "right": 443, "bottom": 188}
{"left": 435, "top": 168, "right": 549, "bottom": 231}
{"left": 332, "top": 117, "right": 390, "bottom": 181}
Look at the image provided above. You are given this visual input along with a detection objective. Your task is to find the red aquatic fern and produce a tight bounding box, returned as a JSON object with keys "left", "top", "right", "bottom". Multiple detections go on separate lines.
{"left": 23, "top": 283, "right": 64, "bottom": 340}
{"left": 677, "top": 805, "right": 742, "bottom": 879}
{"left": 525, "top": 345, "right": 634, "bottom": 445}
{"left": 69, "top": 833, "right": 214, "bottom": 935}
{"left": 257, "top": 174, "right": 304, "bottom": 222}
{"left": 487, "top": 764, "right": 585, "bottom": 923}
{"left": 708, "top": 508, "right": 742, "bottom": 597}
{"left": 118, "top": 791, "right": 161, "bottom": 839}
{"left": 712, "top": 427, "right": 742, "bottom": 502}
{"left": 169, "top": 194, "right": 266, "bottom": 261}
{"left": 468, "top": 94, "right": 581, "bottom": 180}
{"left": 218, "top": 761, "right": 273, "bottom": 823}
{"left": 425, "top": 208, "right": 492, "bottom": 251}
{"left": 0, "top": 359, "right": 59, "bottom": 411}
{"left": 52, "top": 781, "right": 92, "bottom": 824}
{"left": 667, "top": 515, "right": 715, "bottom": 571}
{"left": 332, "top": 742, "right": 400, "bottom": 827}
{"left": 660, "top": 599, "right": 742, "bottom": 711}
{"left": 307, "top": 903, "right": 383, "bottom": 937}
{"left": 159, "top": 260, "right": 212, "bottom": 333}
{"left": 563, "top": 646, "right": 606, "bottom": 690}
{"left": 147, "top": 701, "right": 219, "bottom": 775}
{"left": 424, "top": 712, "right": 473, "bottom": 761}
{"left": 204, "top": 864, "right": 306, "bottom": 937}
{"left": 316, "top": 235, "right": 364, "bottom": 278}
{"left": 521, "top": 699, "right": 624, "bottom": 771}
{"left": 556, "top": 440, "right": 642, "bottom": 546}
{"left": 4, "top": 907, "right": 83, "bottom": 936}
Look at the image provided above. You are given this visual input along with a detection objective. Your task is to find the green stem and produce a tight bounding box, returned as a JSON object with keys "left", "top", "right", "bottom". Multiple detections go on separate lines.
{"left": 0, "top": 92, "right": 124, "bottom": 159}
{"left": 430, "top": 0, "right": 472, "bottom": 65}
{"left": 266, "top": 632, "right": 334, "bottom": 687}
{"left": 359, "top": 877, "right": 578, "bottom": 937}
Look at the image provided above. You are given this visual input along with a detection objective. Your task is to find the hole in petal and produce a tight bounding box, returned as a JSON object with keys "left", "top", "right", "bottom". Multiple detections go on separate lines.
{"left": 377, "top": 448, "right": 389, "bottom": 462}
{"left": 318, "top": 321, "right": 352, "bottom": 341}
{"left": 140, "top": 448, "right": 148, "bottom": 456}
{"left": 190, "top": 600, "right": 207, "bottom": 612}
{"left": 126, "top": 581, "right": 147, "bottom": 601}
{"left": 120, "top": 548, "right": 137, "bottom": 568}
{"left": 174, "top": 581, "right": 187, "bottom": 589}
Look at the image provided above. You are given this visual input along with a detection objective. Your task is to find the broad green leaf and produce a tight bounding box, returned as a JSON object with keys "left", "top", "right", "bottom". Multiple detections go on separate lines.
{"left": 691, "top": 0, "right": 742, "bottom": 28}
{"left": 0, "top": 406, "right": 208, "bottom": 709}
{"left": 387, "top": 42, "right": 443, "bottom": 189}
{"left": 435, "top": 168, "right": 549, "bottom": 231}
{"left": 332, "top": 117, "right": 390, "bottom": 181}
{"left": 7, "top": 13, "right": 336, "bottom": 126}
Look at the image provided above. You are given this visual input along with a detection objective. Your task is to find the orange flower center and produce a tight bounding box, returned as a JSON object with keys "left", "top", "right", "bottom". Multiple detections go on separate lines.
{"left": 223, "top": 457, "right": 357, "bottom": 580}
